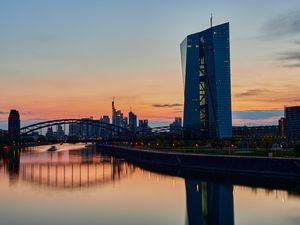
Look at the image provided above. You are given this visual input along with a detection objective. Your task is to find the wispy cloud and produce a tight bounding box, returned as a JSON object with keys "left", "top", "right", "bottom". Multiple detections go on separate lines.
{"left": 282, "top": 63, "right": 300, "bottom": 68}
{"left": 260, "top": 10, "right": 300, "bottom": 67}
{"left": 0, "top": 111, "right": 8, "bottom": 115}
{"left": 235, "top": 89, "right": 269, "bottom": 97}
{"left": 277, "top": 51, "right": 300, "bottom": 67}
{"left": 262, "top": 10, "right": 300, "bottom": 39}
{"left": 152, "top": 103, "right": 183, "bottom": 108}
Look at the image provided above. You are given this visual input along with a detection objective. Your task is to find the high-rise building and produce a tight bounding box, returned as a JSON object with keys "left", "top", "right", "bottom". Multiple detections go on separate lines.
{"left": 8, "top": 109, "right": 20, "bottom": 137}
{"left": 112, "top": 98, "right": 117, "bottom": 126}
{"left": 128, "top": 111, "right": 137, "bottom": 132}
{"left": 69, "top": 123, "right": 81, "bottom": 137}
{"left": 46, "top": 127, "right": 54, "bottom": 137}
{"left": 278, "top": 117, "right": 286, "bottom": 138}
{"left": 55, "top": 124, "right": 65, "bottom": 138}
{"left": 138, "top": 120, "right": 149, "bottom": 130}
{"left": 170, "top": 117, "right": 182, "bottom": 135}
{"left": 112, "top": 99, "right": 124, "bottom": 127}
{"left": 170, "top": 117, "right": 182, "bottom": 128}
{"left": 99, "top": 115, "right": 111, "bottom": 138}
{"left": 100, "top": 115, "right": 110, "bottom": 124}
{"left": 180, "top": 22, "right": 232, "bottom": 138}
{"left": 284, "top": 106, "right": 300, "bottom": 138}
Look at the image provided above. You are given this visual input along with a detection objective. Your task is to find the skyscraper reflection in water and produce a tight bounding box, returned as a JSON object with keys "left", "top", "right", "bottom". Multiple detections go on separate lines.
{"left": 185, "top": 179, "right": 234, "bottom": 225}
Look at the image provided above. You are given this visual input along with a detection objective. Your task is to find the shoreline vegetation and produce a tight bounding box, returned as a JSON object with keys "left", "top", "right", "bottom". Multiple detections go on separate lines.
{"left": 114, "top": 143, "right": 300, "bottom": 158}
{"left": 0, "top": 141, "right": 300, "bottom": 158}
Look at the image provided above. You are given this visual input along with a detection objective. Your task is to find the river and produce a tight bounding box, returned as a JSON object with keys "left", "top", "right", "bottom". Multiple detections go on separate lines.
{"left": 0, "top": 143, "right": 299, "bottom": 225}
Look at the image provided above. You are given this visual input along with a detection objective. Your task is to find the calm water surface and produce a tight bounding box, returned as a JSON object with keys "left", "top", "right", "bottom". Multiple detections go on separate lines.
{"left": 0, "top": 144, "right": 300, "bottom": 225}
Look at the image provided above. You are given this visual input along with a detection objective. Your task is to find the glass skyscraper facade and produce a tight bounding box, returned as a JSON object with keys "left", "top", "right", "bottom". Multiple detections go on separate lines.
{"left": 180, "top": 22, "right": 232, "bottom": 138}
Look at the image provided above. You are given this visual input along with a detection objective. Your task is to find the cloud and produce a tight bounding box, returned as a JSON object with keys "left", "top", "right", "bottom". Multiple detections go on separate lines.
{"left": 282, "top": 63, "right": 300, "bottom": 68}
{"left": 262, "top": 10, "right": 300, "bottom": 39}
{"left": 279, "top": 51, "right": 300, "bottom": 61}
{"left": 235, "top": 89, "right": 269, "bottom": 97}
{"left": 0, "top": 111, "right": 8, "bottom": 115}
{"left": 260, "top": 10, "right": 300, "bottom": 68}
{"left": 152, "top": 103, "right": 183, "bottom": 108}
{"left": 277, "top": 51, "right": 300, "bottom": 67}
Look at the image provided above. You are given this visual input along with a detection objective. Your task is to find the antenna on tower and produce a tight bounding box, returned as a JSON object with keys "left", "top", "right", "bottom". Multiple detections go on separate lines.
{"left": 210, "top": 13, "right": 213, "bottom": 28}
{"left": 112, "top": 96, "right": 115, "bottom": 108}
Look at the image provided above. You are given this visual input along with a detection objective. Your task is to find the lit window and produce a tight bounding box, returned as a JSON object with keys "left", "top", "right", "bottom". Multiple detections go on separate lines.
{"left": 187, "top": 45, "right": 192, "bottom": 48}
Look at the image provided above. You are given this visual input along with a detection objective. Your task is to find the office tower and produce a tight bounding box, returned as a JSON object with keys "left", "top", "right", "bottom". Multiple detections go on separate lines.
{"left": 138, "top": 120, "right": 148, "bottom": 130}
{"left": 8, "top": 109, "right": 20, "bottom": 137}
{"left": 129, "top": 111, "right": 137, "bottom": 132}
{"left": 69, "top": 123, "right": 81, "bottom": 137}
{"left": 284, "top": 106, "right": 300, "bottom": 138}
{"left": 56, "top": 124, "right": 65, "bottom": 138}
{"left": 170, "top": 117, "right": 182, "bottom": 135}
{"left": 100, "top": 115, "right": 110, "bottom": 124}
{"left": 111, "top": 99, "right": 126, "bottom": 128}
{"left": 46, "top": 127, "right": 54, "bottom": 137}
{"left": 112, "top": 98, "right": 117, "bottom": 126}
{"left": 278, "top": 117, "right": 286, "bottom": 138}
{"left": 122, "top": 117, "right": 128, "bottom": 128}
{"left": 180, "top": 22, "right": 232, "bottom": 138}
{"left": 81, "top": 117, "right": 95, "bottom": 138}
{"left": 170, "top": 117, "right": 182, "bottom": 128}
{"left": 100, "top": 115, "right": 111, "bottom": 138}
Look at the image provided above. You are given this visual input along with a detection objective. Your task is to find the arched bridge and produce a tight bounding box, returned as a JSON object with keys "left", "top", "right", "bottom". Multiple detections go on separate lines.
{"left": 2, "top": 119, "right": 207, "bottom": 141}
{"left": 20, "top": 119, "right": 134, "bottom": 138}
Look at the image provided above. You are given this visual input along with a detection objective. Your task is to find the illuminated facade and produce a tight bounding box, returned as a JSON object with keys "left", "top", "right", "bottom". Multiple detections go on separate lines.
{"left": 180, "top": 22, "right": 232, "bottom": 138}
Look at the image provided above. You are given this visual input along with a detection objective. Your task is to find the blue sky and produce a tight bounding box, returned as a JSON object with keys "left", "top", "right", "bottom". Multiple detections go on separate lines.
{"left": 1, "top": 0, "right": 300, "bottom": 129}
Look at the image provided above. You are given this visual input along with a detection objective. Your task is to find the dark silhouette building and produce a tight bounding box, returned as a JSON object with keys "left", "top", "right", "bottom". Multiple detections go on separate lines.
{"left": 138, "top": 120, "right": 148, "bottom": 130}
{"left": 129, "top": 111, "right": 137, "bottom": 132}
{"left": 170, "top": 117, "right": 182, "bottom": 135}
{"left": 233, "top": 125, "right": 279, "bottom": 138}
{"left": 284, "top": 106, "right": 300, "bottom": 139}
{"left": 8, "top": 109, "right": 20, "bottom": 138}
{"left": 99, "top": 115, "right": 111, "bottom": 138}
{"left": 278, "top": 117, "right": 286, "bottom": 138}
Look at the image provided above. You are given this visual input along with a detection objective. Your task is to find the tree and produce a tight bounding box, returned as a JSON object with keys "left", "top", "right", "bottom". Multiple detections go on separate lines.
{"left": 294, "top": 143, "right": 300, "bottom": 153}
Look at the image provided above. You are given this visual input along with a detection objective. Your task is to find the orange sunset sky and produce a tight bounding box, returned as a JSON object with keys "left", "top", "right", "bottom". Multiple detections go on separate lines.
{"left": 1, "top": 0, "right": 300, "bottom": 128}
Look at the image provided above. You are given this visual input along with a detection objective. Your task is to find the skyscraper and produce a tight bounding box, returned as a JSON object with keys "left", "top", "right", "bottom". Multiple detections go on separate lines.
{"left": 180, "top": 22, "right": 232, "bottom": 138}
{"left": 284, "top": 106, "right": 300, "bottom": 139}
{"left": 128, "top": 111, "right": 137, "bottom": 132}
{"left": 112, "top": 98, "right": 117, "bottom": 126}
{"left": 8, "top": 109, "right": 20, "bottom": 137}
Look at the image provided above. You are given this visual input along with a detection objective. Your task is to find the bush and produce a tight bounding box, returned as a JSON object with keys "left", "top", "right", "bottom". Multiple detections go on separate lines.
{"left": 294, "top": 143, "right": 300, "bottom": 153}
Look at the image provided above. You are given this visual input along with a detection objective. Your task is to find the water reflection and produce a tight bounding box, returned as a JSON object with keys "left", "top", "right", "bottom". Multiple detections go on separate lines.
{"left": 185, "top": 179, "right": 234, "bottom": 225}
{"left": 1, "top": 148, "right": 134, "bottom": 190}
{"left": 1, "top": 150, "right": 20, "bottom": 184}
{"left": 0, "top": 146, "right": 300, "bottom": 225}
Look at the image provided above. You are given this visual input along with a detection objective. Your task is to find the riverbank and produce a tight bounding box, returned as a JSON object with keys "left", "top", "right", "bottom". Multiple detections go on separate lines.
{"left": 97, "top": 144, "right": 300, "bottom": 180}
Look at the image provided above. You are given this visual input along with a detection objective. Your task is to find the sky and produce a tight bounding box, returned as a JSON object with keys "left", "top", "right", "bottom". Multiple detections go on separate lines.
{"left": 1, "top": 0, "right": 300, "bottom": 129}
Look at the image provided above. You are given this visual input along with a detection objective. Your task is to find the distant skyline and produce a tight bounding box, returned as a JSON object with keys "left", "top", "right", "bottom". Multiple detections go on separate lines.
{"left": 1, "top": 0, "right": 300, "bottom": 129}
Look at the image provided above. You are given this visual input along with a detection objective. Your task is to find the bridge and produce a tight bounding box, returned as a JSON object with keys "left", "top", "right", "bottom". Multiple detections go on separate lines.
{"left": 1, "top": 118, "right": 207, "bottom": 143}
